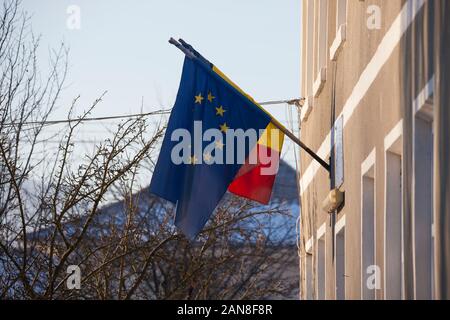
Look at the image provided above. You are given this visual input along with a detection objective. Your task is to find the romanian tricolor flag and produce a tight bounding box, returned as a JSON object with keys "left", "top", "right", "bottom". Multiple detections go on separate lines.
{"left": 228, "top": 122, "right": 284, "bottom": 204}
{"left": 150, "top": 40, "right": 285, "bottom": 238}
{"left": 212, "top": 66, "right": 285, "bottom": 204}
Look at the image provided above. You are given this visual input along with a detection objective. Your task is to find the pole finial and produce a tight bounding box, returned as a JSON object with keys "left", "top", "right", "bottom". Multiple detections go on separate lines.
{"left": 168, "top": 37, "right": 195, "bottom": 59}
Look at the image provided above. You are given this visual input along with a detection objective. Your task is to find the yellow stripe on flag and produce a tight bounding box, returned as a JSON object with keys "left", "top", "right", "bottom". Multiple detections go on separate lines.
{"left": 212, "top": 66, "right": 250, "bottom": 100}
{"left": 257, "top": 122, "right": 285, "bottom": 153}
{"left": 212, "top": 65, "right": 290, "bottom": 134}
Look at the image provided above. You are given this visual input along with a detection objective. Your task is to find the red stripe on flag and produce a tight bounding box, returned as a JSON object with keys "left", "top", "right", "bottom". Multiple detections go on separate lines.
{"left": 228, "top": 144, "right": 281, "bottom": 205}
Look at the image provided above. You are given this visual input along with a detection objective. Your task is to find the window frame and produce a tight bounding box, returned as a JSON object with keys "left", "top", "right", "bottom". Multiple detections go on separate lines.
{"left": 361, "top": 149, "right": 376, "bottom": 300}
{"left": 335, "top": 215, "right": 346, "bottom": 300}
{"left": 330, "top": 0, "right": 347, "bottom": 61}
{"left": 313, "top": 0, "right": 328, "bottom": 97}
{"left": 383, "top": 120, "right": 404, "bottom": 300}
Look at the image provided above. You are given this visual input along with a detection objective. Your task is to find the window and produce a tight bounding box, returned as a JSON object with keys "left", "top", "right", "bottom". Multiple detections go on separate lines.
{"left": 413, "top": 114, "right": 433, "bottom": 299}
{"left": 335, "top": 216, "right": 346, "bottom": 300}
{"left": 317, "top": 224, "right": 326, "bottom": 300}
{"left": 313, "top": 0, "right": 327, "bottom": 97}
{"left": 336, "top": 0, "right": 347, "bottom": 31}
{"left": 305, "top": 0, "right": 315, "bottom": 98}
{"left": 301, "top": 0, "right": 315, "bottom": 122}
{"left": 384, "top": 121, "right": 403, "bottom": 300}
{"left": 412, "top": 80, "right": 434, "bottom": 300}
{"left": 306, "top": 252, "right": 314, "bottom": 300}
{"left": 330, "top": 0, "right": 347, "bottom": 61}
{"left": 361, "top": 149, "right": 376, "bottom": 300}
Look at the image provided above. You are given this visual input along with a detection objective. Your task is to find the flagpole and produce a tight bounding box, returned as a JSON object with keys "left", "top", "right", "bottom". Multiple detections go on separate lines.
{"left": 272, "top": 120, "right": 330, "bottom": 172}
{"left": 169, "top": 38, "right": 195, "bottom": 59}
{"left": 168, "top": 38, "right": 331, "bottom": 173}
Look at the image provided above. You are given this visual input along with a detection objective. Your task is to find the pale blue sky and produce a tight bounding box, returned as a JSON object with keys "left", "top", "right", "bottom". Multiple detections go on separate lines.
{"left": 22, "top": 0, "right": 301, "bottom": 166}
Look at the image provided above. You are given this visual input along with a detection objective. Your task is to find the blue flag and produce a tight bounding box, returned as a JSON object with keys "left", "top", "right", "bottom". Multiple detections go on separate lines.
{"left": 150, "top": 56, "right": 273, "bottom": 238}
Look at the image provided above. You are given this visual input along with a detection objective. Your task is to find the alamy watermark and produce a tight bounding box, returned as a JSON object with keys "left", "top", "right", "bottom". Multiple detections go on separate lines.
{"left": 170, "top": 121, "right": 282, "bottom": 176}
{"left": 66, "top": 5, "right": 81, "bottom": 30}
{"left": 66, "top": 265, "right": 81, "bottom": 290}
{"left": 365, "top": 265, "right": 381, "bottom": 290}
{"left": 367, "top": 5, "right": 382, "bottom": 30}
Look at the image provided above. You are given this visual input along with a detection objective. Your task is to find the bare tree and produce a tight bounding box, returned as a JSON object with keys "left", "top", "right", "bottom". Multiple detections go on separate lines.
{"left": 72, "top": 192, "right": 298, "bottom": 300}
{"left": 0, "top": 0, "right": 298, "bottom": 300}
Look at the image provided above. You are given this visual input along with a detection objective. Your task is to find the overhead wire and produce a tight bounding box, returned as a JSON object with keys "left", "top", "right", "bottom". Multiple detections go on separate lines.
{"left": 1, "top": 99, "right": 303, "bottom": 128}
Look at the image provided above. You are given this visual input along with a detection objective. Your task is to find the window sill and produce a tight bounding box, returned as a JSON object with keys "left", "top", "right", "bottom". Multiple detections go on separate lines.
{"left": 330, "top": 24, "right": 347, "bottom": 62}
{"left": 313, "top": 67, "right": 327, "bottom": 98}
{"left": 300, "top": 96, "right": 314, "bottom": 123}
{"left": 414, "top": 80, "right": 434, "bottom": 121}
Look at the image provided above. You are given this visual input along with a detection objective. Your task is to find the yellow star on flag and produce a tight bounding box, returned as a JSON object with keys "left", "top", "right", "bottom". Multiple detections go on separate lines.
{"left": 194, "top": 93, "right": 204, "bottom": 104}
{"left": 215, "top": 140, "right": 224, "bottom": 150}
{"left": 204, "top": 152, "right": 212, "bottom": 162}
{"left": 219, "top": 123, "right": 229, "bottom": 133}
{"left": 207, "top": 92, "right": 215, "bottom": 103}
{"left": 215, "top": 106, "right": 226, "bottom": 117}
{"left": 188, "top": 155, "right": 198, "bottom": 165}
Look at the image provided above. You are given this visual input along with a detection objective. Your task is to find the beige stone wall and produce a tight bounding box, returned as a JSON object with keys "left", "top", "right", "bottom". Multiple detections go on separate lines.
{"left": 298, "top": 0, "right": 424, "bottom": 300}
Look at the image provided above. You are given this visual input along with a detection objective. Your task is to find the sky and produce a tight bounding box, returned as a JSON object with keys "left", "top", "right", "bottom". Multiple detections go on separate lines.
{"left": 22, "top": 0, "right": 301, "bottom": 171}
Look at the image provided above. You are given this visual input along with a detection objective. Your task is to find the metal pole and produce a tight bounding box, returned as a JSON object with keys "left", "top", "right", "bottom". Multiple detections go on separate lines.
{"left": 168, "top": 38, "right": 331, "bottom": 173}
{"left": 273, "top": 123, "right": 330, "bottom": 172}
{"left": 169, "top": 38, "right": 195, "bottom": 59}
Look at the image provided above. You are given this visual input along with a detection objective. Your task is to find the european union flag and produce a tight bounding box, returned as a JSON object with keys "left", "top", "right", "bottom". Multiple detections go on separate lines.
{"left": 150, "top": 49, "right": 282, "bottom": 239}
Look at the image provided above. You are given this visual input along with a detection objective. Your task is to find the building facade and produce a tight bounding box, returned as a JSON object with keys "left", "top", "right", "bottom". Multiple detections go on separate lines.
{"left": 298, "top": 0, "right": 450, "bottom": 300}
